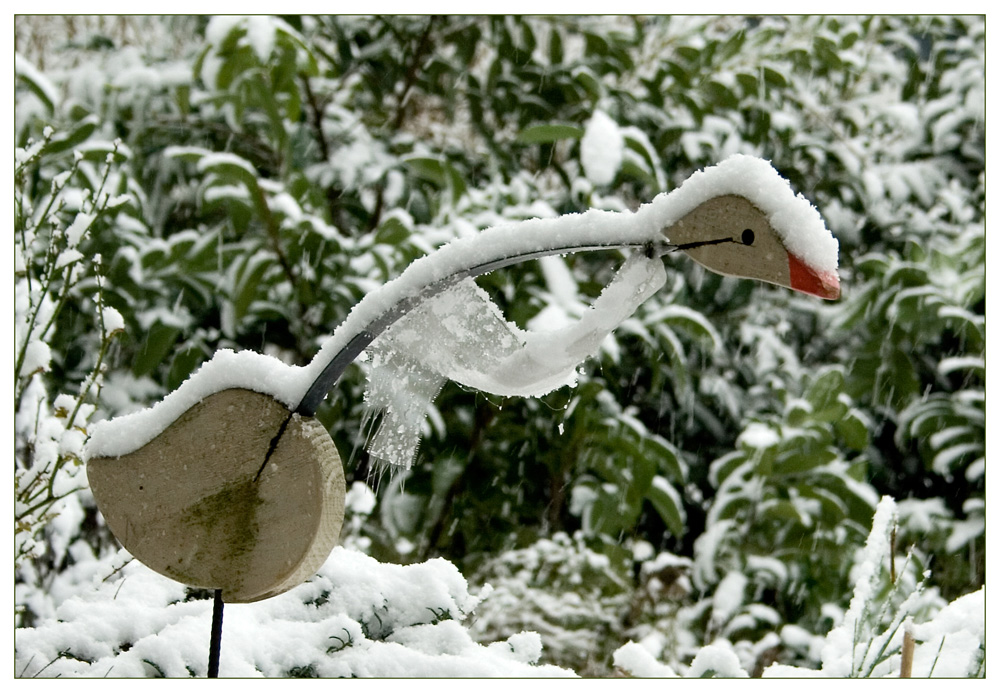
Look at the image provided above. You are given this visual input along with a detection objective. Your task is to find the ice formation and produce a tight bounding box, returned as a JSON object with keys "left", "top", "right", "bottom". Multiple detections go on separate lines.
{"left": 363, "top": 253, "right": 666, "bottom": 467}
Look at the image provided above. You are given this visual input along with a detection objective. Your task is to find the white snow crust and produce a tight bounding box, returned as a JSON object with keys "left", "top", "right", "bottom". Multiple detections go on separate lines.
{"left": 581, "top": 109, "right": 624, "bottom": 185}
{"left": 662, "top": 154, "right": 838, "bottom": 273}
{"left": 612, "top": 641, "right": 679, "bottom": 677}
{"left": 763, "top": 495, "right": 983, "bottom": 678}
{"left": 308, "top": 153, "right": 837, "bottom": 398}
{"left": 101, "top": 306, "right": 125, "bottom": 334}
{"left": 687, "top": 643, "right": 749, "bottom": 677}
{"left": 819, "top": 495, "right": 896, "bottom": 676}
{"left": 15, "top": 52, "right": 60, "bottom": 107}
{"left": 737, "top": 422, "right": 780, "bottom": 449}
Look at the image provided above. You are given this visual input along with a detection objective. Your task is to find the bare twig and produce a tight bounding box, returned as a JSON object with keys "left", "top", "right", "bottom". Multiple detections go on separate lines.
{"left": 392, "top": 17, "right": 438, "bottom": 131}
{"left": 890, "top": 522, "right": 897, "bottom": 583}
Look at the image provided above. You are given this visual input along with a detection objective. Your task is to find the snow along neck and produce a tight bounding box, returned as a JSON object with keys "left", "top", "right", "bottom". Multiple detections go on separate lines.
{"left": 295, "top": 232, "right": 742, "bottom": 417}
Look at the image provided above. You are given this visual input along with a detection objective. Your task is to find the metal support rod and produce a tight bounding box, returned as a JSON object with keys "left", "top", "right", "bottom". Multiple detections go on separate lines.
{"left": 208, "top": 589, "right": 224, "bottom": 678}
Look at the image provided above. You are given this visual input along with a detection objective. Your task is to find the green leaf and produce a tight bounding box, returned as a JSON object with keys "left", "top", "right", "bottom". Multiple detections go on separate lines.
{"left": 167, "top": 345, "right": 207, "bottom": 391}
{"left": 250, "top": 72, "right": 289, "bottom": 153}
{"left": 586, "top": 481, "right": 638, "bottom": 538}
{"left": 704, "top": 80, "right": 738, "bottom": 109}
{"left": 676, "top": 45, "right": 700, "bottom": 64}
{"left": 232, "top": 252, "right": 274, "bottom": 322}
{"left": 786, "top": 400, "right": 811, "bottom": 426}
{"left": 760, "top": 499, "right": 807, "bottom": 526}
{"left": 794, "top": 483, "right": 848, "bottom": 521}
{"left": 710, "top": 452, "right": 748, "bottom": 488}
{"left": 516, "top": 123, "right": 584, "bottom": 144}
{"left": 752, "top": 445, "right": 777, "bottom": 477}
{"left": 773, "top": 447, "right": 838, "bottom": 477}
{"left": 876, "top": 346, "right": 921, "bottom": 409}
{"left": 813, "top": 400, "right": 849, "bottom": 424}
{"left": 713, "top": 493, "right": 753, "bottom": 523}
{"left": 836, "top": 411, "right": 870, "bottom": 451}
{"left": 15, "top": 66, "right": 56, "bottom": 114}
{"left": 202, "top": 160, "right": 260, "bottom": 194}
{"left": 620, "top": 159, "right": 658, "bottom": 191}
{"left": 736, "top": 72, "right": 759, "bottom": 96}
{"left": 719, "top": 30, "right": 746, "bottom": 60}
{"left": 762, "top": 66, "right": 787, "bottom": 89}
{"left": 646, "top": 476, "right": 685, "bottom": 538}
{"left": 884, "top": 264, "right": 929, "bottom": 289}
{"left": 548, "top": 25, "right": 564, "bottom": 65}
{"left": 628, "top": 452, "right": 656, "bottom": 500}
{"left": 134, "top": 322, "right": 182, "bottom": 377}
{"left": 814, "top": 470, "right": 877, "bottom": 524}
{"left": 805, "top": 367, "right": 845, "bottom": 413}
{"left": 813, "top": 36, "right": 843, "bottom": 71}
{"left": 573, "top": 67, "right": 602, "bottom": 100}
{"left": 375, "top": 216, "right": 412, "bottom": 246}
{"left": 652, "top": 306, "right": 721, "bottom": 352}
{"left": 403, "top": 157, "right": 467, "bottom": 205}
{"left": 646, "top": 435, "right": 686, "bottom": 482}
{"left": 43, "top": 115, "right": 99, "bottom": 156}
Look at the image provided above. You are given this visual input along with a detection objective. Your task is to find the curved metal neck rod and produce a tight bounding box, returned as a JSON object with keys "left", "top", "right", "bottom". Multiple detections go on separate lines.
{"left": 296, "top": 240, "right": 654, "bottom": 415}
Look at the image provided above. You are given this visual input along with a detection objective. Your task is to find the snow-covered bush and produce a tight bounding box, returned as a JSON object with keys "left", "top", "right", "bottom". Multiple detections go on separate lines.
{"left": 15, "top": 125, "right": 131, "bottom": 604}
{"left": 468, "top": 531, "right": 634, "bottom": 675}
{"left": 613, "top": 497, "right": 985, "bottom": 678}
{"left": 14, "top": 15, "right": 983, "bottom": 676}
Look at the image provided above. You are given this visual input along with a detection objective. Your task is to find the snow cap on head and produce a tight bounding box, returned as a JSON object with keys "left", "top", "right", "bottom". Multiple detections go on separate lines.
{"left": 665, "top": 154, "right": 840, "bottom": 276}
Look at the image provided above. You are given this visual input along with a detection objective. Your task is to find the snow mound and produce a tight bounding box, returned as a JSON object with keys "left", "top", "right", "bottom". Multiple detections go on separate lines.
{"left": 613, "top": 641, "right": 679, "bottom": 677}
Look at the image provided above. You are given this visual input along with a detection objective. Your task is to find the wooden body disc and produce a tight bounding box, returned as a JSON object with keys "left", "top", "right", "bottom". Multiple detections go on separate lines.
{"left": 87, "top": 389, "right": 345, "bottom": 603}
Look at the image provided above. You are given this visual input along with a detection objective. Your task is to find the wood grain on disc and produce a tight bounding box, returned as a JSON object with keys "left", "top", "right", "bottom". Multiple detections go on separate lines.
{"left": 88, "top": 389, "right": 345, "bottom": 603}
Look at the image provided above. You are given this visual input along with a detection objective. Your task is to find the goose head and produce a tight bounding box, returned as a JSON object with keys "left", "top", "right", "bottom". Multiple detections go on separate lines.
{"left": 664, "top": 194, "right": 840, "bottom": 300}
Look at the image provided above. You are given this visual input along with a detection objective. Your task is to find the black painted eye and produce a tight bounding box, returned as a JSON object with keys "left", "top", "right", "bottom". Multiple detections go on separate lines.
{"left": 741, "top": 228, "right": 755, "bottom": 246}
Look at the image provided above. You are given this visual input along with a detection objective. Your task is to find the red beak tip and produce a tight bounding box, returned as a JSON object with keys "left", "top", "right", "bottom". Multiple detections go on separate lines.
{"left": 788, "top": 253, "right": 840, "bottom": 300}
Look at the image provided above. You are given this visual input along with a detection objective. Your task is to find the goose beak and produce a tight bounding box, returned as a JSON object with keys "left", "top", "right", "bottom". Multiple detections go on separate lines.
{"left": 788, "top": 252, "right": 840, "bottom": 300}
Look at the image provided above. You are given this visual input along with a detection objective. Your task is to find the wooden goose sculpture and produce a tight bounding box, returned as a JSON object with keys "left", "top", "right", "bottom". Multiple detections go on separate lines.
{"left": 86, "top": 154, "right": 839, "bottom": 603}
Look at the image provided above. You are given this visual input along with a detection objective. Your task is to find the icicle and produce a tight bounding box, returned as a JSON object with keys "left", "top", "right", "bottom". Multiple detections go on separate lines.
{"left": 363, "top": 348, "right": 444, "bottom": 470}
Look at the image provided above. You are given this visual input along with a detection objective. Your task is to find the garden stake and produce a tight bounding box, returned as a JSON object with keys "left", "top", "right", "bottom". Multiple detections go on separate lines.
{"left": 900, "top": 628, "right": 915, "bottom": 678}
{"left": 208, "top": 589, "right": 224, "bottom": 678}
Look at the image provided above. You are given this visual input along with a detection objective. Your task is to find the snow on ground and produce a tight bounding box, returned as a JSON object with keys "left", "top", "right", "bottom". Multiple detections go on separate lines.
{"left": 762, "top": 585, "right": 985, "bottom": 679}
{"left": 687, "top": 643, "right": 750, "bottom": 677}
{"left": 907, "top": 587, "right": 985, "bottom": 677}
{"left": 14, "top": 545, "right": 575, "bottom": 678}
